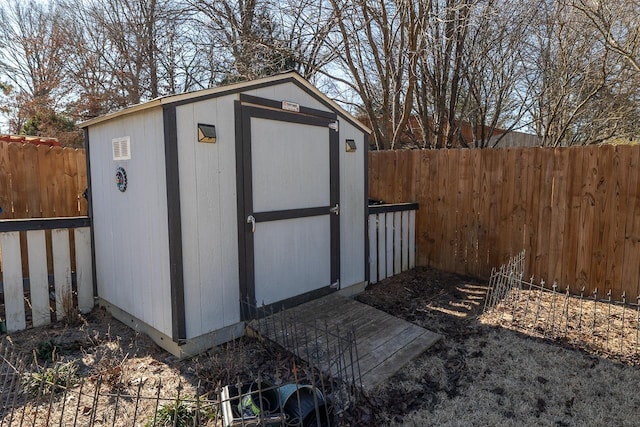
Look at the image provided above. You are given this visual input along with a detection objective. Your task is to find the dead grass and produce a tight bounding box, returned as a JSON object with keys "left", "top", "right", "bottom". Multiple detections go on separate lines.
{"left": 358, "top": 268, "right": 640, "bottom": 426}
{"left": 5, "top": 268, "right": 640, "bottom": 426}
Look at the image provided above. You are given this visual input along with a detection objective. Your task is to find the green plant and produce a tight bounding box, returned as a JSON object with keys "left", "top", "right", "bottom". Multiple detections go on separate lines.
{"left": 35, "top": 339, "right": 58, "bottom": 362}
{"left": 21, "top": 361, "right": 78, "bottom": 396}
{"left": 145, "top": 398, "right": 216, "bottom": 427}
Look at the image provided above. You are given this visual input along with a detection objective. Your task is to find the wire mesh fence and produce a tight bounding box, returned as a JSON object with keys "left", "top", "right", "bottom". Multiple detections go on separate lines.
{"left": 0, "top": 301, "right": 367, "bottom": 427}
{"left": 483, "top": 253, "right": 640, "bottom": 365}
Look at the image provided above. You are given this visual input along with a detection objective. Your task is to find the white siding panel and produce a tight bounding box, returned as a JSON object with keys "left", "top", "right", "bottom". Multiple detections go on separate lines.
{"left": 1, "top": 232, "right": 26, "bottom": 332}
{"left": 74, "top": 227, "right": 94, "bottom": 313}
{"left": 254, "top": 216, "right": 331, "bottom": 306}
{"left": 177, "top": 95, "right": 241, "bottom": 339}
{"left": 89, "top": 108, "right": 172, "bottom": 337}
{"left": 27, "top": 230, "right": 49, "bottom": 327}
{"left": 215, "top": 98, "right": 241, "bottom": 327}
{"left": 251, "top": 118, "right": 330, "bottom": 212}
{"left": 338, "top": 121, "right": 366, "bottom": 289}
{"left": 52, "top": 228, "right": 72, "bottom": 321}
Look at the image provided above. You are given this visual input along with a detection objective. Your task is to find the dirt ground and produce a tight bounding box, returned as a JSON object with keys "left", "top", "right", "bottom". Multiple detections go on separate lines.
{"left": 5, "top": 267, "right": 640, "bottom": 426}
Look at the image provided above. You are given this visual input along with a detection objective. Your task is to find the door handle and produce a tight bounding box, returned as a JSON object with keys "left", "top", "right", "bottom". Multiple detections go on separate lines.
{"left": 247, "top": 215, "right": 256, "bottom": 233}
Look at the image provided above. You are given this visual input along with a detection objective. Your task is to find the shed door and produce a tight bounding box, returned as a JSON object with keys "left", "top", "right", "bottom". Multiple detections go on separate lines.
{"left": 237, "top": 98, "right": 339, "bottom": 312}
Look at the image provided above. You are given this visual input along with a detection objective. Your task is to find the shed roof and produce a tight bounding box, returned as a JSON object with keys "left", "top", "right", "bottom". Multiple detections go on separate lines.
{"left": 80, "top": 72, "right": 371, "bottom": 134}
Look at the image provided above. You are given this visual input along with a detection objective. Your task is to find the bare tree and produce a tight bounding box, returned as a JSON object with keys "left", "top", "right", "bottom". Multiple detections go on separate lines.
{"left": 524, "top": 0, "right": 639, "bottom": 146}
{"left": 0, "top": 0, "right": 73, "bottom": 132}
{"left": 460, "top": 0, "right": 535, "bottom": 148}
{"left": 327, "top": 0, "right": 421, "bottom": 150}
{"left": 188, "top": 0, "right": 299, "bottom": 83}
{"left": 274, "top": 0, "right": 338, "bottom": 80}
{"left": 571, "top": 0, "right": 640, "bottom": 72}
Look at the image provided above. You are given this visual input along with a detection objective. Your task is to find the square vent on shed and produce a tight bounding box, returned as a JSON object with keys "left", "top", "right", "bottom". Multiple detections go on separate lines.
{"left": 112, "top": 136, "right": 131, "bottom": 160}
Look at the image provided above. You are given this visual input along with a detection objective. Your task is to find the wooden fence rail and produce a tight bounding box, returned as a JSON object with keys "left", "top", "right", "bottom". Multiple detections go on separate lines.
{"left": 0, "top": 141, "right": 87, "bottom": 220}
{"left": 369, "top": 145, "right": 640, "bottom": 301}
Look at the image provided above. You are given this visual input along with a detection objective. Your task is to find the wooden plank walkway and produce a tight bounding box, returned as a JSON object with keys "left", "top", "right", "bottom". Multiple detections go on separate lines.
{"left": 247, "top": 292, "right": 441, "bottom": 390}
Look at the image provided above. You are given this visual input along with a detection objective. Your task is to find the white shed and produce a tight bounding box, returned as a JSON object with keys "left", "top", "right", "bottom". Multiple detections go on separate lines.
{"left": 81, "top": 72, "right": 370, "bottom": 357}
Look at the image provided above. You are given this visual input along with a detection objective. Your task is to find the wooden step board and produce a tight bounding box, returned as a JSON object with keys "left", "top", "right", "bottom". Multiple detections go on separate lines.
{"left": 247, "top": 292, "right": 441, "bottom": 390}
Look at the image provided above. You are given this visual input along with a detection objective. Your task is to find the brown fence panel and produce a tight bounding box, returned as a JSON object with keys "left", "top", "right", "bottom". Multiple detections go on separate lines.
{"left": 0, "top": 142, "right": 87, "bottom": 219}
{"left": 369, "top": 145, "right": 640, "bottom": 302}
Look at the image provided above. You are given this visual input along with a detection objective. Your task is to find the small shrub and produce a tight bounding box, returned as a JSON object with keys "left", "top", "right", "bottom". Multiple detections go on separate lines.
{"left": 21, "top": 360, "right": 78, "bottom": 396}
{"left": 35, "top": 339, "right": 58, "bottom": 362}
{"left": 145, "top": 398, "right": 215, "bottom": 427}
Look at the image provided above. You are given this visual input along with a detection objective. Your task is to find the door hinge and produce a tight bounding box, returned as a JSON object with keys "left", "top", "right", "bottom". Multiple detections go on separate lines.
{"left": 329, "top": 204, "right": 340, "bottom": 215}
{"left": 330, "top": 280, "right": 340, "bottom": 289}
{"left": 328, "top": 121, "right": 339, "bottom": 131}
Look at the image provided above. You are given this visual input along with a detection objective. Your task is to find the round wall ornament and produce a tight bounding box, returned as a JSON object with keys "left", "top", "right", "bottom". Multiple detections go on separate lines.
{"left": 115, "top": 167, "right": 128, "bottom": 192}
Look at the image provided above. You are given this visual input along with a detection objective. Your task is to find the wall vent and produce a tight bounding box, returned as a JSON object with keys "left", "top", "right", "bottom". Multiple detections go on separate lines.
{"left": 112, "top": 136, "right": 131, "bottom": 160}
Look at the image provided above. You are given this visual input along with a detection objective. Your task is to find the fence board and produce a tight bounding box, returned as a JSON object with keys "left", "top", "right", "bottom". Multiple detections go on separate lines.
{"left": 369, "top": 144, "right": 640, "bottom": 301}
{"left": 621, "top": 148, "right": 640, "bottom": 299}
{"left": 401, "top": 210, "right": 409, "bottom": 271}
{"left": 9, "top": 143, "right": 27, "bottom": 218}
{"left": 606, "top": 146, "right": 629, "bottom": 300}
{"left": 23, "top": 144, "right": 41, "bottom": 217}
{"left": 0, "top": 143, "right": 11, "bottom": 219}
{"left": 455, "top": 149, "right": 471, "bottom": 272}
{"left": 561, "top": 147, "right": 584, "bottom": 289}
{"left": 52, "top": 228, "right": 72, "bottom": 320}
{"left": 369, "top": 214, "right": 378, "bottom": 284}
{"left": 535, "top": 148, "right": 553, "bottom": 281}
{"left": 75, "top": 227, "right": 94, "bottom": 313}
{"left": 1, "top": 231, "right": 26, "bottom": 331}
{"left": 377, "top": 214, "right": 387, "bottom": 280}
{"left": 385, "top": 213, "right": 393, "bottom": 275}
{"left": 393, "top": 212, "right": 401, "bottom": 274}
{"left": 27, "top": 230, "right": 50, "bottom": 327}
{"left": 548, "top": 148, "right": 569, "bottom": 285}
{"left": 408, "top": 210, "right": 416, "bottom": 268}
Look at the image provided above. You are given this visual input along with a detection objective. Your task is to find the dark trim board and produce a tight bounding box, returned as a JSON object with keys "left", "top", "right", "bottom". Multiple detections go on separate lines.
{"left": 253, "top": 206, "right": 330, "bottom": 223}
{"left": 244, "top": 105, "right": 333, "bottom": 127}
{"left": 329, "top": 121, "right": 340, "bottom": 286}
{"left": 246, "top": 285, "right": 336, "bottom": 321}
{"left": 364, "top": 134, "right": 369, "bottom": 284}
{"left": 368, "top": 203, "right": 420, "bottom": 215}
{"left": 239, "top": 93, "right": 337, "bottom": 120}
{"left": 84, "top": 128, "right": 99, "bottom": 301}
{"left": 162, "top": 105, "right": 186, "bottom": 343}
{"left": 235, "top": 100, "right": 250, "bottom": 319}
{"left": 0, "top": 216, "right": 91, "bottom": 232}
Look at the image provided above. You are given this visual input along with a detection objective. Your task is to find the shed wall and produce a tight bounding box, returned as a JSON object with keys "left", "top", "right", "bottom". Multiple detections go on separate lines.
{"left": 176, "top": 95, "right": 240, "bottom": 339}
{"left": 339, "top": 120, "right": 366, "bottom": 288}
{"left": 89, "top": 108, "right": 172, "bottom": 337}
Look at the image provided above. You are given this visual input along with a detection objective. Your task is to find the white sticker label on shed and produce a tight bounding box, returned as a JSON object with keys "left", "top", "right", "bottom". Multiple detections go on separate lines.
{"left": 281, "top": 100, "right": 300, "bottom": 112}
{"left": 112, "top": 136, "right": 131, "bottom": 160}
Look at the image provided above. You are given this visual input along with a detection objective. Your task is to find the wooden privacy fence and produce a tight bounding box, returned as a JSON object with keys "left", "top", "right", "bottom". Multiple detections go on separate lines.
{"left": 0, "top": 141, "right": 87, "bottom": 219}
{"left": 369, "top": 145, "right": 640, "bottom": 301}
{"left": 0, "top": 218, "right": 93, "bottom": 333}
{"left": 368, "top": 203, "right": 417, "bottom": 284}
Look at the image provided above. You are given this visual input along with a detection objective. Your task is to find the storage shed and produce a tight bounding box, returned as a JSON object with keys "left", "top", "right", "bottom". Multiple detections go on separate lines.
{"left": 81, "top": 72, "right": 369, "bottom": 357}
